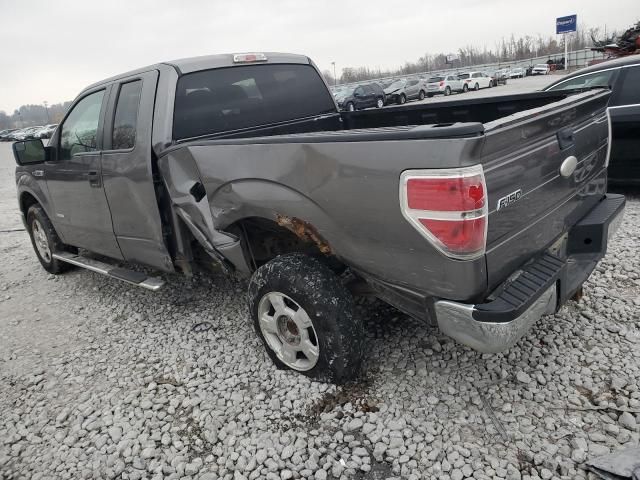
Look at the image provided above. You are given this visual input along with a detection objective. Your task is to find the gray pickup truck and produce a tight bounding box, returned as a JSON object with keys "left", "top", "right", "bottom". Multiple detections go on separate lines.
{"left": 13, "top": 52, "right": 624, "bottom": 383}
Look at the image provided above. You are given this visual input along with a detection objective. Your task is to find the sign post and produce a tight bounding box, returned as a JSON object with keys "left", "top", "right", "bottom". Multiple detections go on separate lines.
{"left": 556, "top": 14, "right": 577, "bottom": 71}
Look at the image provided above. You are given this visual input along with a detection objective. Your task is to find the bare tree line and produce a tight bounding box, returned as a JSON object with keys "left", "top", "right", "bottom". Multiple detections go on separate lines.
{"left": 322, "top": 23, "right": 629, "bottom": 85}
{"left": 0, "top": 101, "right": 72, "bottom": 130}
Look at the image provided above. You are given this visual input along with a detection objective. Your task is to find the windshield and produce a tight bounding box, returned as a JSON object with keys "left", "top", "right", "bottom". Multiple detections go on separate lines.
{"left": 428, "top": 76, "right": 444, "bottom": 82}
{"left": 387, "top": 79, "right": 406, "bottom": 89}
{"left": 173, "top": 64, "right": 336, "bottom": 139}
{"left": 546, "top": 69, "right": 617, "bottom": 92}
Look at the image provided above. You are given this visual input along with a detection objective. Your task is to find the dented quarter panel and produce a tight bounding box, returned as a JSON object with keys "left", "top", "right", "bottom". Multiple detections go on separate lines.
{"left": 159, "top": 136, "right": 490, "bottom": 302}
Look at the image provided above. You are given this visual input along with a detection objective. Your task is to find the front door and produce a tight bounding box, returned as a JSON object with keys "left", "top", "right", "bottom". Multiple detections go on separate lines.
{"left": 44, "top": 87, "right": 123, "bottom": 259}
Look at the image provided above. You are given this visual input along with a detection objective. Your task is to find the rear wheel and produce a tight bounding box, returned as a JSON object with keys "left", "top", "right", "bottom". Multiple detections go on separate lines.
{"left": 462, "top": 84, "right": 469, "bottom": 93}
{"left": 376, "top": 97, "right": 384, "bottom": 108}
{"left": 418, "top": 90, "right": 425, "bottom": 100}
{"left": 346, "top": 102, "right": 355, "bottom": 112}
{"left": 489, "top": 80, "right": 494, "bottom": 87}
{"left": 474, "top": 83, "right": 479, "bottom": 91}
{"left": 248, "top": 253, "right": 363, "bottom": 384}
{"left": 444, "top": 86, "right": 451, "bottom": 96}
{"left": 26, "top": 205, "right": 73, "bottom": 274}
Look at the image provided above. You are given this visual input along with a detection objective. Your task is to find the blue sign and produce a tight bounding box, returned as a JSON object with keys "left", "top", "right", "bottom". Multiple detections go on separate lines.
{"left": 556, "top": 15, "right": 577, "bottom": 34}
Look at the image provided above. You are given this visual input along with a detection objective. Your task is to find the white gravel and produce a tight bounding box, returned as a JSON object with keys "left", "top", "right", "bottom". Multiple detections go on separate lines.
{"left": 0, "top": 140, "right": 639, "bottom": 480}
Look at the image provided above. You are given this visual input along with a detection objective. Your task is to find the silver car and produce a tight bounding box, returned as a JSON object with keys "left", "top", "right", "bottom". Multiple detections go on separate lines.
{"left": 426, "top": 75, "right": 466, "bottom": 96}
{"left": 383, "top": 77, "right": 427, "bottom": 104}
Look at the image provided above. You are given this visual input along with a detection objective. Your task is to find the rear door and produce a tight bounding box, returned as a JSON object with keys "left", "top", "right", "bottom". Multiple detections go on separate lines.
{"left": 100, "top": 70, "right": 173, "bottom": 270}
{"left": 481, "top": 90, "right": 611, "bottom": 289}
{"left": 44, "top": 86, "right": 123, "bottom": 259}
{"left": 608, "top": 65, "right": 640, "bottom": 181}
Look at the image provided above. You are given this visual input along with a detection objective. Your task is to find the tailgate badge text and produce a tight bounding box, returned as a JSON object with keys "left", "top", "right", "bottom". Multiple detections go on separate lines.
{"left": 496, "top": 189, "right": 522, "bottom": 211}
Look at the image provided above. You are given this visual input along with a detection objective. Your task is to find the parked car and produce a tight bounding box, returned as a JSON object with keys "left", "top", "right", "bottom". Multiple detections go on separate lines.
{"left": 384, "top": 77, "right": 427, "bottom": 104}
{"left": 0, "top": 129, "right": 18, "bottom": 141}
{"left": 338, "top": 83, "right": 385, "bottom": 111}
{"left": 12, "top": 52, "right": 623, "bottom": 384}
{"left": 544, "top": 55, "right": 640, "bottom": 184}
{"left": 426, "top": 75, "right": 465, "bottom": 96}
{"left": 532, "top": 64, "right": 551, "bottom": 75}
{"left": 488, "top": 70, "right": 508, "bottom": 86}
{"left": 509, "top": 67, "right": 525, "bottom": 78}
{"left": 36, "top": 124, "right": 58, "bottom": 139}
{"left": 457, "top": 71, "right": 493, "bottom": 90}
{"left": 13, "top": 126, "right": 43, "bottom": 141}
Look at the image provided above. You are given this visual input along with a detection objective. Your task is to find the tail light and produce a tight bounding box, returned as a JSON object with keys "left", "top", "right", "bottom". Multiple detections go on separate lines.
{"left": 400, "top": 165, "right": 488, "bottom": 260}
{"left": 439, "top": 81, "right": 445, "bottom": 86}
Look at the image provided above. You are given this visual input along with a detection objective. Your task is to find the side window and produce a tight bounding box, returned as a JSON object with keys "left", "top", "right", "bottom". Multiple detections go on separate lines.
{"left": 112, "top": 80, "right": 142, "bottom": 150}
{"left": 354, "top": 86, "right": 364, "bottom": 96}
{"left": 617, "top": 66, "right": 640, "bottom": 105}
{"left": 59, "top": 90, "right": 105, "bottom": 161}
{"left": 547, "top": 69, "right": 617, "bottom": 91}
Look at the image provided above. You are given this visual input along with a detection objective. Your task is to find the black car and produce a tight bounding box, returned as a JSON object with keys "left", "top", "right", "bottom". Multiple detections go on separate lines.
{"left": 544, "top": 55, "right": 640, "bottom": 184}
{"left": 338, "top": 82, "right": 385, "bottom": 111}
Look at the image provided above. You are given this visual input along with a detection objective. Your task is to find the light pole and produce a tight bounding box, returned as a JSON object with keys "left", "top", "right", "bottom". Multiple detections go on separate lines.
{"left": 43, "top": 101, "right": 50, "bottom": 123}
{"left": 331, "top": 61, "right": 337, "bottom": 86}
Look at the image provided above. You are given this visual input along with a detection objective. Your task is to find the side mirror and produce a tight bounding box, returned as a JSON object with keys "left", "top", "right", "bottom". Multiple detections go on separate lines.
{"left": 354, "top": 92, "right": 361, "bottom": 97}
{"left": 13, "top": 139, "right": 48, "bottom": 165}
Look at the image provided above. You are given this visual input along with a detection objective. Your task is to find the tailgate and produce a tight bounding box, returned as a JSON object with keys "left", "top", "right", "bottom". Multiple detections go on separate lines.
{"left": 482, "top": 90, "right": 611, "bottom": 291}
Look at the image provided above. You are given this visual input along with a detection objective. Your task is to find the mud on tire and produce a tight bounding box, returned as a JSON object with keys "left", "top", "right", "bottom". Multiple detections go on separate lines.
{"left": 248, "top": 253, "right": 363, "bottom": 384}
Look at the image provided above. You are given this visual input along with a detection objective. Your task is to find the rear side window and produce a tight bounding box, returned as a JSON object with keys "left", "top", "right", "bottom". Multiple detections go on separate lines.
{"left": 112, "top": 80, "right": 142, "bottom": 150}
{"left": 173, "top": 64, "right": 336, "bottom": 140}
{"left": 617, "top": 66, "right": 640, "bottom": 104}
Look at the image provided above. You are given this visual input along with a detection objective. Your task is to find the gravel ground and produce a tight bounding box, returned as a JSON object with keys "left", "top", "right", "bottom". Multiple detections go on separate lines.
{"left": 0, "top": 136, "right": 639, "bottom": 480}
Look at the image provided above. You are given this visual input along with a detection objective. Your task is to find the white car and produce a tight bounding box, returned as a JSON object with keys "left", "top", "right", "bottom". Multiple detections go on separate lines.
{"left": 509, "top": 67, "right": 525, "bottom": 78}
{"left": 532, "top": 64, "right": 550, "bottom": 75}
{"left": 426, "top": 74, "right": 466, "bottom": 96}
{"left": 457, "top": 71, "right": 493, "bottom": 90}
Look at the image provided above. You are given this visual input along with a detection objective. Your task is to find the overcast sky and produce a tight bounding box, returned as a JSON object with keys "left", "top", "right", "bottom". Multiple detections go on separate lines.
{"left": 0, "top": 0, "right": 635, "bottom": 112}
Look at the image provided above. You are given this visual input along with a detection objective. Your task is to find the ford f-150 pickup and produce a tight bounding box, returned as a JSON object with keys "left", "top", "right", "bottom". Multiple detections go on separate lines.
{"left": 13, "top": 52, "right": 625, "bottom": 383}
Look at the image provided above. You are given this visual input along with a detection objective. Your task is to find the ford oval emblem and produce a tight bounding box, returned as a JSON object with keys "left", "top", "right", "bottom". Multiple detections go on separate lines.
{"left": 560, "top": 156, "right": 578, "bottom": 178}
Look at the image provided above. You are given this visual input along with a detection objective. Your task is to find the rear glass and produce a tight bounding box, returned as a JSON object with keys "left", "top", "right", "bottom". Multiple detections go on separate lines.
{"left": 428, "top": 77, "right": 444, "bottom": 82}
{"left": 173, "top": 64, "right": 336, "bottom": 139}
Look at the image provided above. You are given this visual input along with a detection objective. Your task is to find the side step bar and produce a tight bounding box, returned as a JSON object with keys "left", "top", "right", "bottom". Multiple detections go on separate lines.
{"left": 52, "top": 252, "right": 165, "bottom": 291}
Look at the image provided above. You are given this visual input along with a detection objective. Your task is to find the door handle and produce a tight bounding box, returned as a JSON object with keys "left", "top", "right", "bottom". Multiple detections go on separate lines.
{"left": 87, "top": 170, "right": 101, "bottom": 187}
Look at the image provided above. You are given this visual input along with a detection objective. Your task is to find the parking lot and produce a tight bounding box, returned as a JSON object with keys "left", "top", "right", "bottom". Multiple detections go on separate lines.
{"left": 1, "top": 82, "right": 639, "bottom": 480}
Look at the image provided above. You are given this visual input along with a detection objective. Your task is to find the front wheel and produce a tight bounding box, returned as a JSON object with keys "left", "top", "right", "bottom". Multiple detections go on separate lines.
{"left": 248, "top": 254, "right": 363, "bottom": 384}
{"left": 26, "top": 205, "right": 73, "bottom": 274}
{"left": 346, "top": 102, "right": 355, "bottom": 112}
{"left": 398, "top": 94, "right": 406, "bottom": 105}
{"left": 418, "top": 90, "right": 425, "bottom": 100}
{"left": 474, "top": 83, "right": 480, "bottom": 91}
{"left": 444, "top": 86, "right": 451, "bottom": 96}
{"left": 376, "top": 97, "right": 384, "bottom": 108}
{"left": 462, "top": 84, "right": 469, "bottom": 92}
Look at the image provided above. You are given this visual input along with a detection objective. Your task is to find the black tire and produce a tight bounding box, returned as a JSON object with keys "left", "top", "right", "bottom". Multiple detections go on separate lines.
{"left": 398, "top": 94, "right": 406, "bottom": 105}
{"left": 346, "top": 102, "right": 355, "bottom": 112}
{"left": 462, "top": 84, "right": 469, "bottom": 93}
{"left": 418, "top": 90, "right": 425, "bottom": 100}
{"left": 489, "top": 80, "right": 494, "bottom": 88}
{"left": 474, "top": 83, "right": 479, "bottom": 91}
{"left": 444, "top": 86, "right": 451, "bottom": 96}
{"left": 26, "top": 204, "right": 73, "bottom": 274}
{"left": 248, "top": 253, "right": 363, "bottom": 384}
{"left": 375, "top": 97, "right": 384, "bottom": 108}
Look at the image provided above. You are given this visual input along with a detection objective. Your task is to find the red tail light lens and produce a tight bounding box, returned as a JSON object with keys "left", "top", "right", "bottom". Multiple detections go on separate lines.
{"left": 400, "top": 166, "right": 488, "bottom": 259}
{"left": 439, "top": 81, "right": 444, "bottom": 86}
